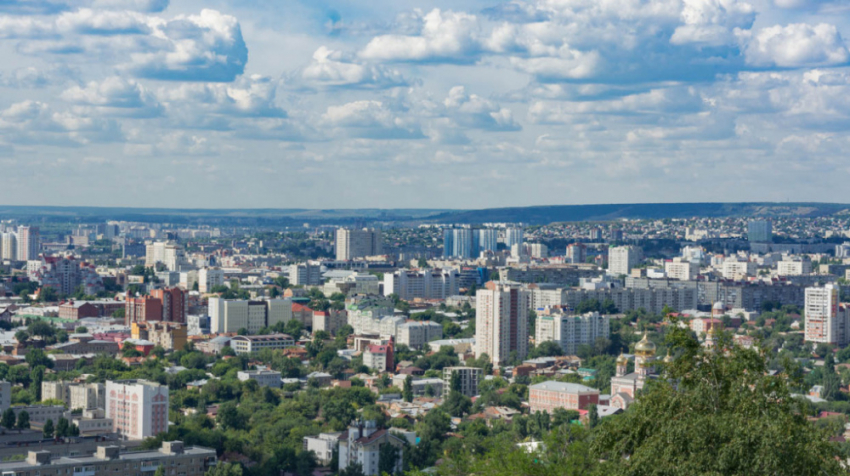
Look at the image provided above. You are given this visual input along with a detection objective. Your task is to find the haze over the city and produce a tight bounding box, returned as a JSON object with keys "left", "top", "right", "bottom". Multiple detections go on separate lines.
{"left": 1, "top": 0, "right": 849, "bottom": 207}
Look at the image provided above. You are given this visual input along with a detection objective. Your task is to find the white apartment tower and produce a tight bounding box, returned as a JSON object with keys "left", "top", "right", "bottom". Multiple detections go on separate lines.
{"left": 535, "top": 312, "right": 610, "bottom": 355}
{"left": 16, "top": 226, "right": 39, "bottom": 261}
{"left": 664, "top": 257, "right": 700, "bottom": 281}
{"left": 0, "top": 233, "right": 16, "bottom": 261}
{"left": 336, "top": 228, "right": 383, "bottom": 260}
{"left": 198, "top": 267, "right": 224, "bottom": 293}
{"left": 383, "top": 269, "right": 460, "bottom": 301}
{"left": 208, "top": 298, "right": 292, "bottom": 334}
{"left": 105, "top": 380, "right": 169, "bottom": 440}
{"left": 805, "top": 284, "right": 849, "bottom": 345}
{"left": 475, "top": 284, "right": 529, "bottom": 366}
{"left": 505, "top": 228, "right": 524, "bottom": 247}
{"left": 608, "top": 246, "right": 642, "bottom": 276}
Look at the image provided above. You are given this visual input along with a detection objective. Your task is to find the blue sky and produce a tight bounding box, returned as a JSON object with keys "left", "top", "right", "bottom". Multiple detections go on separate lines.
{"left": 1, "top": 0, "right": 850, "bottom": 209}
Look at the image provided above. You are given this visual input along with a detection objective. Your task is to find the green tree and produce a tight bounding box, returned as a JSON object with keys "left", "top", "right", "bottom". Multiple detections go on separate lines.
{"left": 216, "top": 401, "right": 241, "bottom": 430}
{"left": 592, "top": 325, "right": 845, "bottom": 476}
{"left": 38, "top": 287, "right": 58, "bottom": 302}
{"left": 587, "top": 404, "right": 598, "bottom": 429}
{"left": 55, "top": 417, "right": 69, "bottom": 437}
{"left": 31, "top": 365, "right": 45, "bottom": 400}
{"left": 121, "top": 342, "right": 142, "bottom": 358}
{"left": 1, "top": 408, "right": 15, "bottom": 429}
{"left": 378, "top": 443, "right": 400, "bottom": 475}
{"left": 338, "top": 463, "right": 365, "bottom": 476}
{"left": 42, "top": 419, "right": 54, "bottom": 439}
{"left": 74, "top": 326, "right": 88, "bottom": 334}
{"left": 153, "top": 466, "right": 165, "bottom": 476}
{"left": 403, "top": 375, "right": 413, "bottom": 403}
{"left": 14, "top": 410, "right": 27, "bottom": 430}
{"left": 205, "top": 462, "right": 244, "bottom": 476}
{"left": 443, "top": 391, "right": 471, "bottom": 417}
{"left": 823, "top": 351, "right": 841, "bottom": 401}
{"left": 26, "top": 349, "right": 53, "bottom": 369}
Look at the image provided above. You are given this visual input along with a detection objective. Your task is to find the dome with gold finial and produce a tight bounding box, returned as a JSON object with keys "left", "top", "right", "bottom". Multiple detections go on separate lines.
{"left": 616, "top": 353, "right": 628, "bottom": 365}
{"left": 663, "top": 351, "right": 674, "bottom": 364}
{"left": 634, "top": 332, "right": 657, "bottom": 357}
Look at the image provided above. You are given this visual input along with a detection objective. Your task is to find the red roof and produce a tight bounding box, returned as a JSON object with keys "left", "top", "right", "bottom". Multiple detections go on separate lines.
{"left": 292, "top": 303, "right": 313, "bottom": 312}
{"left": 367, "top": 345, "right": 389, "bottom": 354}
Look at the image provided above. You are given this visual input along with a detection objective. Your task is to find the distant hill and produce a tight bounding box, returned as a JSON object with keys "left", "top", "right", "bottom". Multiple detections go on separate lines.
{"left": 0, "top": 202, "right": 847, "bottom": 226}
{"left": 432, "top": 202, "right": 850, "bottom": 225}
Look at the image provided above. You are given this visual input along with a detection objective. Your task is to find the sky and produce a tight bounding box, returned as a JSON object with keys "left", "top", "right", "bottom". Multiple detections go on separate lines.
{"left": 1, "top": 0, "right": 850, "bottom": 209}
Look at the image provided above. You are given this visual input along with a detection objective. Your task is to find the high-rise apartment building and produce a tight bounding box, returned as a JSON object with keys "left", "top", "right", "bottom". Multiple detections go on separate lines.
{"left": 805, "top": 284, "right": 849, "bottom": 345}
{"left": 748, "top": 220, "right": 773, "bottom": 243}
{"left": 443, "top": 228, "right": 473, "bottom": 259}
{"left": 288, "top": 263, "right": 323, "bottom": 286}
{"left": 16, "top": 226, "right": 39, "bottom": 261}
{"left": 125, "top": 295, "right": 163, "bottom": 325}
{"left": 477, "top": 229, "right": 498, "bottom": 254}
{"left": 475, "top": 283, "right": 529, "bottom": 366}
{"left": 777, "top": 257, "right": 812, "bottom": 276}
{"left": 28, "top": 255, "right": 103, "bottom": 296}
{"left": 528, "top": 243, "right": 548, "bottom": 258}
{"left": 383, "top": 268, "right": 460, "bottom": 300}
{"left": 0, "top": 233, "right": 16, "bottom": 261}
{"left": 443, "top": 228, "right": 500, "bottom": 259}
{"left": 336, "top": 228, "right": 383, "bottom": 260}
{"left": 198, "top": 267, "right": 224, "bottom": 293}
{"left": 535, "top": 311, "right": 610, "bottom": 355}
{"left": 105, "top": 380, "right": 169, "bottom": 440}
{"left": 151, "top": 287, "right": 188, "bottom": 323}
{"left": 208, "top": 298, "right": 292, "bottom": 334}
{"left": 145, "top": 242, "right": 185, "bottom": 271}
{"left": 608, "top": 246, "right": 642, "bottom": 276}
{"left": 505, "top": 228, "right": 524, "bottom": 248}
{"left": 721, "top": 257, "right": 756, "bottom": 279}
{"left": 565, "top": 243, "right": 587, "bottom": 264}
{"left": 664, "top": 257, "right": 700, "bottom": 280}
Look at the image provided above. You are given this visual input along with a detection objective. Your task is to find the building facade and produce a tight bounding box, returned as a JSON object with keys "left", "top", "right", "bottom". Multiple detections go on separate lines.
{"left": 805, "top": 284, "right": 849, "bottom": 345}
{"left": 528, "top": 381, "right": 600, "bottom": 413}
{"left": 230, "top": 334, "right": 295, "bottom": 354}
{"left": 383, "top": 268, "right": 460, "bottom": 301}
{"left": 442, "top": 367, "right": 482, "bottom": 397}
{"left": 336, "top": 228, "right": 383, "bottom": 261}
{"left": 535, "top": 311, "right": 610, "bottom": 355}
{"left": 475, "top": 284, "right": 529, "bottom": 366}
{"left": 105, "top": 380, "right": 169, "bottom": 440}
{"left": 608, "top": 246, "right": 642, "bottom": 276}
{"left": 0, "top": 441, "right": 215, "bottom": 476}
{"left": 208, "top": 298, "right": 292, "bottom": 334}
{"left": 338, "top": 421, "right": 404, "bottom": 476}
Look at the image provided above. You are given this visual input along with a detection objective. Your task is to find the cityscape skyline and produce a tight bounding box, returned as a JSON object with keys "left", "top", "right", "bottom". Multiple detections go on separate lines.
{"left": 0, "top": 0, "right": 849, "bottom": 207}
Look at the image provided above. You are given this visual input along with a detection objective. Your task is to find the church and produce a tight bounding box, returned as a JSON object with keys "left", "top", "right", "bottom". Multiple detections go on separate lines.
{"left": 609, "top": 332, "right": 671, "bottom": 410}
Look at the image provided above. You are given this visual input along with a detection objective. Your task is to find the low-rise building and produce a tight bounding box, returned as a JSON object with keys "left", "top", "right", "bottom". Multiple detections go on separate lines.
{"left": 230, "top": 334, "right": 295, "bottom": 354}
{"left": 313, "top": 309, "right": 348, "bottom": 335}
{"left": 237, "top": 369, "right": 282, "bottom": 388}
{"left": 396, "top": 321, "right": 443, "bottom": 349}
{"left": 12, "top": 405, "right": 65, "bottom": 424}
{"left": 338, "top": 420, "right": 404, "bottom": 476}
{"left": 363, "top": 344, "right": 394, "bottom": 373}
{"left": 131, "top": 321, "right": 187, "bottom": 351}
{"left": 0, "top": 441, "right": 216, "bottom": 476}
{"left": 303, "top": 433, "right": 341, "bottom": 466}
{"left": 528, "top": 381, "right": 600, "bottom": 413}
